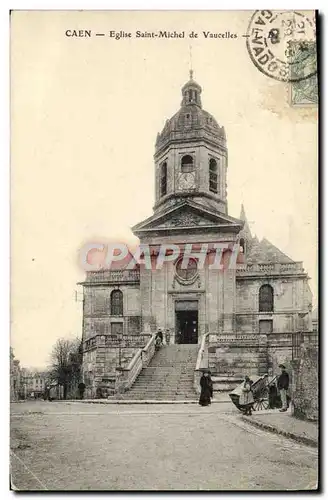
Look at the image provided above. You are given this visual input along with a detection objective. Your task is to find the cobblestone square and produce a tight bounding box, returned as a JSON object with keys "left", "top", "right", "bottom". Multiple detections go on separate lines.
{"left": 10, "top": 401, "right": 318, "bottom": 491}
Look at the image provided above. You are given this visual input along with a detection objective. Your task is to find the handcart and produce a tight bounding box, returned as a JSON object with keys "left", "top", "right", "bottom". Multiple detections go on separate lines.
{"left": 229, "top": 375, "right": 279, "bottom": 412}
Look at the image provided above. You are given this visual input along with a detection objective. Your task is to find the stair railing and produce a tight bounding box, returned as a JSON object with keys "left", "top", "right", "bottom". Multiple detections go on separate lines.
{"left": 115, "top": 333, "right": 157, "bottom": 394}
{"left": 141, "top": 333, "right": 157, "bottom": 367}
{"left": 193, "top": 332, "right": 209, "bottom": 394}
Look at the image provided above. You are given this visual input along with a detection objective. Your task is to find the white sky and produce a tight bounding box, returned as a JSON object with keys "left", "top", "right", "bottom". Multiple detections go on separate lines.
{"left": 10, "top": 10, "right": 317, "bottom": 367}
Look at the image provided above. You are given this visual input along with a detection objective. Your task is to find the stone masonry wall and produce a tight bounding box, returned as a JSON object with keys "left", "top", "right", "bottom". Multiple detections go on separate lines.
{"left": 83, "top": 285, "right": 141, "bottom": 339}
{"left": 207, "top": 334, "right": 268, "bottom": 381}
{"left": 82, "top": 284, "right": 143, "bottom": 397}
{"left": 236, "top": 277, "right": 309, "bottom": 334}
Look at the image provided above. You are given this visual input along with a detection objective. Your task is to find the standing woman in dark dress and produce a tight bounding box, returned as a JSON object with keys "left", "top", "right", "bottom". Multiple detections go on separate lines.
{"left": 199, "top": 370, "right": 213, "bottom": 406}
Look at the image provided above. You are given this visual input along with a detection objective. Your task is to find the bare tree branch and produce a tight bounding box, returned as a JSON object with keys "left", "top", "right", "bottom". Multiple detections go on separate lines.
{"left": 49, "top": 337, "right": 82, "bottom": 399}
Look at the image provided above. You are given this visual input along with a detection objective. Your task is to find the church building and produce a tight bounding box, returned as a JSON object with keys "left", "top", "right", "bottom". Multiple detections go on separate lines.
{"left": 80, "top": 72, "right": 313, "bottom": 397}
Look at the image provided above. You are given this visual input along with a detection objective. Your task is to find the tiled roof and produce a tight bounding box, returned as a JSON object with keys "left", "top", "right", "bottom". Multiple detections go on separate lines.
{"left": 247, "top": 237, "right": 294, "bottom": 264}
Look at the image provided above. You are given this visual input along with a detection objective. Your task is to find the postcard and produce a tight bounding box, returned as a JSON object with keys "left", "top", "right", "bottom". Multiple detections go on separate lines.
{"left": 10, "top": 10, "right": 318, "bottom": 491}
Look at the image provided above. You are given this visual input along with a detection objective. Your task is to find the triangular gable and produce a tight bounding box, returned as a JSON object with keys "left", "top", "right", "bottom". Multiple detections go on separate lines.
{"left": 132, "top": 200, "right": 243, "bottom": 234}
{"left": 247, "top": 237, "right": 294, "bottom": 264}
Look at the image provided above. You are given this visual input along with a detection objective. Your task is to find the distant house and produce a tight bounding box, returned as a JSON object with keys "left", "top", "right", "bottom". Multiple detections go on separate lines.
{"left": 10, "top": 348, "right": 21, "bottom": 401}
{"left": 19, "top": 369, "right": 48, "bottom": 399}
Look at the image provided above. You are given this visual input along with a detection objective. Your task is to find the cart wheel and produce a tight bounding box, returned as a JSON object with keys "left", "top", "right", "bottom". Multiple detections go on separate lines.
{"left": 253, "top": 398, "right": 269, "bottom": 411}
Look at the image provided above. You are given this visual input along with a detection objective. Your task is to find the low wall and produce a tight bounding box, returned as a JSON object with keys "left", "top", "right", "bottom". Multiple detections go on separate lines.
{"left": 207, "top": 334, "right": 268, "bottom": 382}
{"left": 206, "top": 332, "right": 296, "bottom": 391}
{"left": 266, "top": 333, "right": 293, "bottom": 376}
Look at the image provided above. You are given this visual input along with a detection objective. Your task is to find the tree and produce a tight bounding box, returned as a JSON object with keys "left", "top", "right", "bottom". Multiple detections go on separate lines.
{"left": 50, "top": 337, "right": 82, "bottom": 400}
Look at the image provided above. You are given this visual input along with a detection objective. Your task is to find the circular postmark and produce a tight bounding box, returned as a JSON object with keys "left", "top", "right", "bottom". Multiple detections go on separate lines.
{"left": 246, "top": 10, "right": 317, "bottom": 82}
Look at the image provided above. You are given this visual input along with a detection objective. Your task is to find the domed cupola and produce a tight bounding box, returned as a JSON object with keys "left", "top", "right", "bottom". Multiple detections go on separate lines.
{"left": 154, "top": 72, "right": 229, "bottom": 215}
{"left": 156, "top": 72, "right": 226, "bottom": 152}
{"left": 181, "top": 70, "right": 202, "bottom": 107}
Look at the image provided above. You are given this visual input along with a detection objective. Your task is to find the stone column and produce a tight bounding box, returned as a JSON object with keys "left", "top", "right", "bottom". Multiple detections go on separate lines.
{"left": 223, "top": 269, "right": 236, "bottom": 333}
{"left": 140, "top": 268, "right": 153, "bottom": 333}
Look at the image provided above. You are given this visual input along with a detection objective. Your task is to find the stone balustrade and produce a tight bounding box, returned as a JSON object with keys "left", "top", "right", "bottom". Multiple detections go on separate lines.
{"left": 85, "top": 269, "right": 140, "bottom": 284}
{"left": 236, "top": 262, "right": 304, "bottom": 276}
{"left": 141, "top": 334, "right": 157, "bottom": 367}
{"left": 201, "top": 330, "right": 318, "bottom": 391}
{"left": 115, "top": 333, "right": 157, "bottom": 394}
{"left": 84, "top": 333, "right": 151, "bottom": 351}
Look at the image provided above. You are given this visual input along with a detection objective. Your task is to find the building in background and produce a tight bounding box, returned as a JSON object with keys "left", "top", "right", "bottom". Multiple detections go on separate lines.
{"left": 10, "top": 348, "right": 21, "bottom": 401}
{"left": 19, "top": 369, "right": 48, "bottom": 399}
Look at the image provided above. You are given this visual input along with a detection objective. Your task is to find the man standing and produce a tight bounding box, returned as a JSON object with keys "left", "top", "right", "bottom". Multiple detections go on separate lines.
{"left": 44, "top": 385, "right": 51, "bottom": 401}
{"left": 156, "top": 328, "right": 163, "bottom": 344}
{"left": 277, "top": 364, "right": 289, "bottom": 412}
{"left": 78, "top": 381, "right": 86, "bottom": 400}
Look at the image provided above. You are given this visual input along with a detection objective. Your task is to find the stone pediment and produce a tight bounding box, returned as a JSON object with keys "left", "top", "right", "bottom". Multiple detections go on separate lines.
{"left": 132, "top": 201, "right": 242, "bottom": 235}
{"left": 156, "top": 211, "right": 215, "bottom": 228}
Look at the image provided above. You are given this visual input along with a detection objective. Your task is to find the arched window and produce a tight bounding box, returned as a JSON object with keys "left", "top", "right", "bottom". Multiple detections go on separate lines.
{"left": 209, "top": 158, "right": 218, "bottom": 193}
{"left": 259, "top": 285, "right": 274, "bottom": 312}
{"left": 111, "top": 289, "right": 123, "bottom": 316}
{"left": 181, "top": 155, "right": 194, "bottom": 173}
{"left": 239, "top": 238, "right": 245, "bottom": 254}
{"left": 160, "top": 162, "right": 167, "bottom": 197}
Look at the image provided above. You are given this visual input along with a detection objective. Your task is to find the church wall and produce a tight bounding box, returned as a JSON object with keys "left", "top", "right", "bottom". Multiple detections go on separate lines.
{"left": 82, "top": 346, "right": 137, "bottom": 398}
{"left": 267, "top": 339, "right": 292, "bottom": 378}
{"left": 79, "top": 72, "right": 315, "bottom": 397}
{"left": 139, "top": 258, "right": 225, "bottom": 339}
{"left": 139, "top": 264, "right": 238, "bottom": 339}
{"left": 236, "top": 277, "right": 309, "bottom": 334}
{"left": 141, "top": 259, "right": 208, "bottom": 338}
{"left": 83, "top": 285, "right": 141, "bottom": 340}
{"left": 82, "top": 284, "right": 143, "bottom": 396}
{"left": 126, "top": 287, "right": 141, "bottom": 314}
{"left": 150, "top": 264, "right": 166, "bottom": 330}
{"left": 139, "top": 267, "right": 156, "bottom": 332}
{"left": 209, "top": 344, "right": 266, "bottom": 380}
{"left": 222, "top": 269, "right": 236, "bottom": 332}
{"left": 207, "top": 266, "right": 220, "bottom": 332}
{"left": 139, "top": 230, "right": 237, "bottom": 246}
{"left": 138, "top": 230, "right": 239, "bottom": 338}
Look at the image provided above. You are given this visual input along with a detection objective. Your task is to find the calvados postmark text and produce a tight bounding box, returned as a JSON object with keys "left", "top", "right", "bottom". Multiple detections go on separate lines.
{"left": 246, "top": 10, "right": 317, "bottom": 83}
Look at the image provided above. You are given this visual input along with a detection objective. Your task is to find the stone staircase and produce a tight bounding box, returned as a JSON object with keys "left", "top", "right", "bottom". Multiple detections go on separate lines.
{"left": 122, "top": 344, "right": 199, "bottom": 400}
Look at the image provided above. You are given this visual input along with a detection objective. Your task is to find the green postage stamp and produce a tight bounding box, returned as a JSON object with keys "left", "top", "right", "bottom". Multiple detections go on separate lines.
{"left": 289, "top": 40, "right": 318, "bottom": 106}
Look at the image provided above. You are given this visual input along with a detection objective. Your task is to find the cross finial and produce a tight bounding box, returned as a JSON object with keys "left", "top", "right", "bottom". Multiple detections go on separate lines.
{"left": 189, "top": 45, "right": 193, "bottom": 80}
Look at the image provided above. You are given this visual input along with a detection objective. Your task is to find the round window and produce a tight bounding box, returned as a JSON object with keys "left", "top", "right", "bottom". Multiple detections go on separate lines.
{"left": 175, "top": 258, "right": 198, "bottom": 281}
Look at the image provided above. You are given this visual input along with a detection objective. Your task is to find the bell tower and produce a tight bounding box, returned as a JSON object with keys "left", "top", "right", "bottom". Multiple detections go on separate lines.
{"left": 154, "top": 71, "right": 228, "bottom": 215}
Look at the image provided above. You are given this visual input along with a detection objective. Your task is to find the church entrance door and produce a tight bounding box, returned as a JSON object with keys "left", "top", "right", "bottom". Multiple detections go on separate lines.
{"left": 175, "top": 300, "right": 198, "bottom": 344}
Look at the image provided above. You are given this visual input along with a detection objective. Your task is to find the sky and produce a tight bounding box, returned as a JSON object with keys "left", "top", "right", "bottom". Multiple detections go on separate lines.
{"left": 11, "top": 10, "right": 318, "bottom": 368}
